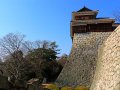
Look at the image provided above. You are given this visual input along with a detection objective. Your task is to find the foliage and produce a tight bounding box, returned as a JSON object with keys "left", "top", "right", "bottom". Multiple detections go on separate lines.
{"left": 58, "top": 54, "right": 68, "bottom": 67}
{"left": 45, "top": 84, "right": 59, "bottom": 90}
{"left": 26, "top": 48, "right": 57, "bottom": 61}
{"left": 74, "top": 86, "right": 89, "bottom": 90}
{"left": 41, "top": 60, "right": 63, "bottom": 82}
{"left": 0, "top": 33, "right": 62, "bottom": 83}
{"left": 24, "top": 46, "right": 62, "bottom": 82}
{"left": 61, "top": 86, "right": 73, "bottom": 90}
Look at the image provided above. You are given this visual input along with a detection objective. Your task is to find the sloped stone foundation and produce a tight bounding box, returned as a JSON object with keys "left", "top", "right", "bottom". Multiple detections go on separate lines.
{"left": 56, "top": 32, "right": 111, "bottom": 87}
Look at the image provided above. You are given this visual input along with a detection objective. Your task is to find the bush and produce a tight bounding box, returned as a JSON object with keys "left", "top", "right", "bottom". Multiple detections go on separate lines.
{"left": 61, "top": 86, "right": 73, "bottom": 90}
{"left": 74, "top": 86, "right": 89, "bottom": 90}
{"left": 45, "top": 84, "right": 59, "bottom": 90}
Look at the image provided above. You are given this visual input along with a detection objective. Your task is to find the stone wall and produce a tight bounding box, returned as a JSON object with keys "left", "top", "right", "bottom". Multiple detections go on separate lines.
{"left": 56, "top": 32, "right": 111, "bottom": 87}
{"left": 91, "top": 26, "right": 120, "bottom": 90}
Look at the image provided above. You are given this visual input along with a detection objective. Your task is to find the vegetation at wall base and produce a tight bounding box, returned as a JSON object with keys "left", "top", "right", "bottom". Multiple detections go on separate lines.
{"left": 61, "top": 86, "right": 73, "bottom": 90}
{"left": 74, "top": 86, "right": 89, "bottom": 90}
{"left": 44, "top": 84, "right": 59, "bottom": 90}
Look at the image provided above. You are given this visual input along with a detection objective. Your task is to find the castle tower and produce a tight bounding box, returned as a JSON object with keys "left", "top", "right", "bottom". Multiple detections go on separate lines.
{"left": 56, "top": 7, "right": 119, "bottom": 87}
{"left": 71, "top": 6, "right": 118, "bottom": 40}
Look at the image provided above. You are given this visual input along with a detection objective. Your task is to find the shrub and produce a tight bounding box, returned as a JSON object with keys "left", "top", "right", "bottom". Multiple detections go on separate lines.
{"left": 61, "top": 86, "right": 73, "bottom": 90}
{"left": 45, "top": 84, "right": 59, "bottom": 90}
{"left": 74, "top": 86, "right": 89, "bottom": 90}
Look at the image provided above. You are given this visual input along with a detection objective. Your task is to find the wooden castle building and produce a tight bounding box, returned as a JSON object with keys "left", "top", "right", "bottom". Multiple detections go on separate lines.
{"left": 70, "top": 6, "right": 119, "bottom": 39}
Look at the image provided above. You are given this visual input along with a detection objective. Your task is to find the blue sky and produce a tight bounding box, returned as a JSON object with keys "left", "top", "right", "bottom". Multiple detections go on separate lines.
{"left": 0, "top": 0, "right": 120, "bottom": 56}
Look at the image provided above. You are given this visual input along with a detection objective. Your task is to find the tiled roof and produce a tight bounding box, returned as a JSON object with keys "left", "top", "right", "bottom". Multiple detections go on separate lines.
{"left": 77, "top": 6, "right": 92, "bottom": 12}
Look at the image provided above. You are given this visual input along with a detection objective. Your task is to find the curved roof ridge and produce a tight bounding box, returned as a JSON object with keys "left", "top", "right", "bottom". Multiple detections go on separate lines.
{"left": 77, "top": 6, "right": 92, "bottom": 12}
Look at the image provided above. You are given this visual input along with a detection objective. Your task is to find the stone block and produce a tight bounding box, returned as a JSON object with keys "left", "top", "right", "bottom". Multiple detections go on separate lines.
{"left": 91, "top": 25, "right": 120, "bottom": 90}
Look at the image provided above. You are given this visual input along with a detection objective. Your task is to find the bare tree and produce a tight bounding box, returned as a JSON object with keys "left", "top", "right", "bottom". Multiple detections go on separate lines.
{"left": 22, "top": 41, "right": 34, "bottom": 54}
{"left": 23, "top": 40, "right": 58, "bottom": 52}
{"left": 113, "top": 11, "right": 120, "bottom": 22}
{"left": 0, "top": 33, "right": 25, "bottom": 79}
{"left": 0, "top": 33, "right": 25, "bottom": 58}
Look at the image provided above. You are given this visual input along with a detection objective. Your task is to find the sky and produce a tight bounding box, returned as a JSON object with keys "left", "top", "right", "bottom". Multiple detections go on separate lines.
{"left": 0, "top": 0, "right": 120, "bottom": 56}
